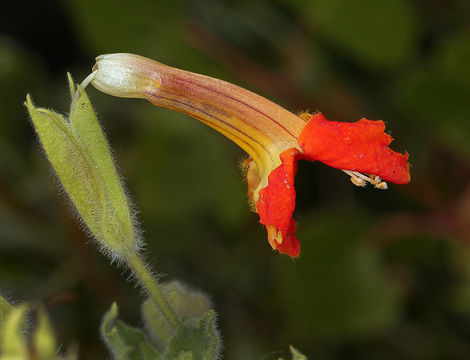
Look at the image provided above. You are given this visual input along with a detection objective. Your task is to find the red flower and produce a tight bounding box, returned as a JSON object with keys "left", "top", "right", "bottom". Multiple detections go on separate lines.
{"left": 248, "top": 113, "right": 409, "bottom": 257}
{"left": 91, "top": 53, "right": 410, "bottom": 257}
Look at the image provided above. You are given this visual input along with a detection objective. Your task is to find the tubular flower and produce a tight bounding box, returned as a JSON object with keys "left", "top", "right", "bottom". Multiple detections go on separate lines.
{"left": 90, "top": 53, "right": 410, "bottom": 257}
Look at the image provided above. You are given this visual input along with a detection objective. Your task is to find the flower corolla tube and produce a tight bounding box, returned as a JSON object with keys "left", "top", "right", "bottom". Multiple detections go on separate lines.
{"left": 90, "top": 53, "right": 410, "bottom": 257}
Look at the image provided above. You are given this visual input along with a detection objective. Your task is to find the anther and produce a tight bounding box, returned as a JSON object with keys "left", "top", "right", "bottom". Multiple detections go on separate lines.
{"left": 343, "top": 170, "right": 388, "bottom": 190}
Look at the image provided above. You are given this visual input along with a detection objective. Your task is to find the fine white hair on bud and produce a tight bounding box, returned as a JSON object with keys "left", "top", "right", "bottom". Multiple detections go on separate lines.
{"left": 25, "top": 74, "right": 141, "bottom": 262}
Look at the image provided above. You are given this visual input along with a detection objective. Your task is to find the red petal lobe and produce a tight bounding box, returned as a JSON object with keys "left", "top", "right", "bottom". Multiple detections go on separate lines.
{"left": 299, "top": 114, "right": 410, "bottom": 184}
{"left": 256, "top": 148, "right": 300, "bottom": 257}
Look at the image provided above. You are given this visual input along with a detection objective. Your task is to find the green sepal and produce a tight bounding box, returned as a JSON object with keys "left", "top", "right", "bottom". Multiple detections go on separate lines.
{"left": 0, "top": 295, "right": 14, "bottom": 344}
{"left": 278, "top": 346, "right": 307, "bottom": 360}
{"left": 142, "top": 281, "right": 211, "bottom": 349}
{"left": 66, "top": 75, "right": 135, "bottom": 254}
{"left": 33, "top": 306, "right": 59, "bottom": 360}
{"left": 101, "top": 302, "right": 162, "bottom": 360}
{"left": 164, "top": 311, "right": 220, "bottom": 360}
{"left": 289, "top": 346, "right": 307, "bottom": 360}
{"left": 0, "top": 304, "right": 29, "bottom": 359}
{"left": 25, "top": 75, "right": 136, "bottom": 257}
{"left": 0, "top": 303, "right": 72, "bottom": 360}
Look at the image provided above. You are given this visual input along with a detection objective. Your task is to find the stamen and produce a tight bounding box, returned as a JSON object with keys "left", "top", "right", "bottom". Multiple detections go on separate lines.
{"left": 298, "top": 112, "right": 312, "bottom": 122}
{"left": 266, "top": 226, "right": 283, "bottom": 249}
{"left": 370, "top": 175, "right": 388, "bottom": 189}
{"left": 375, "top": 181, "right": 388, "bottom": 190}
{"left": 342, "top": 170, "right": 388, "bottom": 189}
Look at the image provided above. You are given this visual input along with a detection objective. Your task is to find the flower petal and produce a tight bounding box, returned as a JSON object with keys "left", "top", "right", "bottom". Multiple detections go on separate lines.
{"left": 299, "top": 114, "right": 410, "bottom": 184}
{"left": 256, "top": 148, "right": 300, "bottom": 257}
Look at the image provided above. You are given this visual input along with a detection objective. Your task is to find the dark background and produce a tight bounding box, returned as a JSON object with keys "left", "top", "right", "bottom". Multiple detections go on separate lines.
{"left": 1, "top": 0, "right": 470, "bottom": 358}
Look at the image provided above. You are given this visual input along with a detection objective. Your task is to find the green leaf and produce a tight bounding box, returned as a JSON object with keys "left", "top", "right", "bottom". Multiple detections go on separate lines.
{"left": 164, "top": 311, "right": 221, "bottom": 360}
{"left": 101, "top": 302, "right": 162, "bottom": 360}
{"left": 174, "top": 351, "right": 193, "bottom": 360}
{"left": 142, "top": 281, "right": 211, "bottom": 349}
{"left": 0, "top": 304, "right": 29, "bottom": 359}
{"left": 25, "top": 76, "right": 137, "bottom": 257}
{"left": 141, "top": 343, "right": 164, "bottom": 360}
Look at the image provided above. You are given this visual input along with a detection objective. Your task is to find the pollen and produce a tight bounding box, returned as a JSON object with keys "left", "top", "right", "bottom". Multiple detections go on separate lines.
{"left": 343, "top": 170, "right": 388, "bottom": 190}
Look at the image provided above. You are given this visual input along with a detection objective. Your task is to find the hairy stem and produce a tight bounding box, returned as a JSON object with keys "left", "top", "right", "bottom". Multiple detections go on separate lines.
{"left": 125, "top": 252, "right": 179, "bottom": 329}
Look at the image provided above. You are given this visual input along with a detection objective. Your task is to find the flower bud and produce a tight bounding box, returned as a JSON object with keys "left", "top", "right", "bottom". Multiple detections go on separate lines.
{"left": 91, "top": 53, "right": 162, "bottom": 99}
{"left": 25, "top": 75, "right": 138, "bottom": 259}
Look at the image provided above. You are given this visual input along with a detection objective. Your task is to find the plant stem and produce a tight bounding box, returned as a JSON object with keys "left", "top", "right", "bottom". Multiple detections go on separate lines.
{"left": 125, "top": 252, "right": 179, "bottom": 329}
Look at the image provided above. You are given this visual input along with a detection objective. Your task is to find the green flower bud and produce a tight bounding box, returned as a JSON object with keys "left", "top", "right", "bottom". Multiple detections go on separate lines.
{"left": 33, "top": 306, "right": 58, "bottom": 359}
{"left": 0, "top": 304, "right": 29, "bottom": 358}
{"left": 141, "top": 280, "right": 212, "bottom": 348}
{"left": 0, "top": 295, "right": 15, "bottom": 346}
{"left": 25, "top": 74, "right": 138, "bottom": 259}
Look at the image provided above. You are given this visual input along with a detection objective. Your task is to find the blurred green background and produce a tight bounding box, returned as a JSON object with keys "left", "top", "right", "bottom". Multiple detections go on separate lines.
{"left": 2, "top": 0, "right": 470, "bottom": 358}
